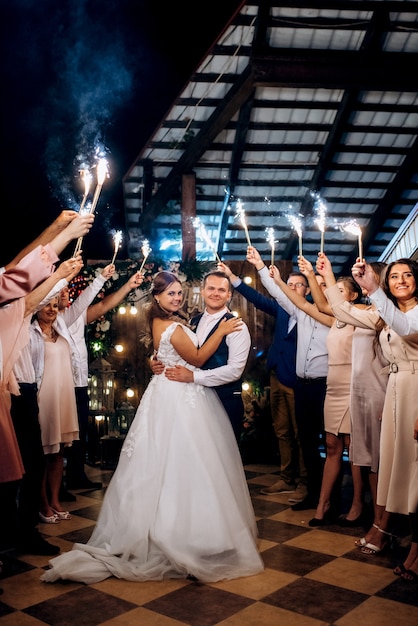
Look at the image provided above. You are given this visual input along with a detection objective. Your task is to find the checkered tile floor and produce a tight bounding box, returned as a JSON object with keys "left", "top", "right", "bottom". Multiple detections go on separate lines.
{"left": 1, "top": 463, "right": 417, "bottom": 626}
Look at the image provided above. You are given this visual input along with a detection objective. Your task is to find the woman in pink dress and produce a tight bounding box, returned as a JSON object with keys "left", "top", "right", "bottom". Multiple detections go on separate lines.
{"left": 31, "top": 297, "right": 80, "bottom": 524}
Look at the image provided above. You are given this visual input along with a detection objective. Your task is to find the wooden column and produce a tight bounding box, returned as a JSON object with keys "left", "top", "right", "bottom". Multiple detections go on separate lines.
{"left": 181, "top": 173, "right": 196, "bottom": 261}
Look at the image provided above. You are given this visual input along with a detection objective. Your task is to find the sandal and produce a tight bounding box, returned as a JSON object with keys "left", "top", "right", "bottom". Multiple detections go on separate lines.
{"left": 394, "top": 563, "right": 407, "bottom": 576}
{"left": 360, "top": 525, "right": 395, "bottom": 555}
{"left": 39, "top": 512, "right": 60, "bottom": 524}
{"left": 400, "top": 568, "right": 418, "bottom": 582}
{"left": 355, "top": 523, "right": 379, "bottom": 548}
{"left": 51, "top": 508, "right": 71, "bottom": 520}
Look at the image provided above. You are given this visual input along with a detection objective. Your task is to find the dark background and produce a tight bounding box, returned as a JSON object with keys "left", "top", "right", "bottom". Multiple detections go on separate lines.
{"left": 0, "top": 0, "right": 242, "bottom": 266}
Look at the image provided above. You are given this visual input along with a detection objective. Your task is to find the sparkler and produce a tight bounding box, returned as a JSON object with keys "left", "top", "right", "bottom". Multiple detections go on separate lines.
{"left": 79, "top": 168, "right": 92, "bottom": 213}
{"left": 288, "top": 215, "right": 303, "bottom": 257}
{"left": 74, "top": 157, "right": 109, "bottom": 256}
{"left": 110, "top": 230, "right": 123, "bottom": 265}
{"left": 192, "top": 217, "right": 221, "bottom": 263}
{"left": 266, "top": 227, "right": 275, "bottom": 266}
{"left": 90, "top": 157, "right": 108, "bottom": 215}
{"left": 138, "top": 239, "right": 152, "bottom": 273}
{"left": 236, "top": 199, "right": 252, "bottom": 247}
{"left": 312, "top": 192, "right": 327, "bottom": 254}
{"left": 341, "top": 220, "right": 363, "bottom": 260}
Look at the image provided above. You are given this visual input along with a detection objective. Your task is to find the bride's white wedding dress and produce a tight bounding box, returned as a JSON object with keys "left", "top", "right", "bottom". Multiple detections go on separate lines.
{"left": 41, "top": 323, "right": 264, "bottom": 584}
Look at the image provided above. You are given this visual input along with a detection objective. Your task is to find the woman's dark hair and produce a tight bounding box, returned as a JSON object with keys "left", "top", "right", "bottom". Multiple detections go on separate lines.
{"left": 373, "top": 258, "right": 418, "bottom": 353}
{"left": 382, "top": 258, "right": 418, "bottom": 308}
{"left": 337, "top": 276, "right": 363, "bottom": 303}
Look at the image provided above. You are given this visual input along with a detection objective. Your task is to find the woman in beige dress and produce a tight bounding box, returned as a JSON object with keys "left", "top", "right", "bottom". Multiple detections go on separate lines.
{"left": 296, "top": 256, "right": 363, "bottom": 526}
{"left": 31, "top": 297, "right": 80, "bottom": 524}
{"left": 324, "top": 256, "right": 418, "bottom": 565}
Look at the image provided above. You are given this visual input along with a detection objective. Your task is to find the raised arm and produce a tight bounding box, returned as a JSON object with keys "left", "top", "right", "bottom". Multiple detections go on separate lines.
{"left": 24, "top": 257, "right": 84, "bottom": 317}
{"left": 297, "top": 254, "right": 331, "bottom": 315}
{"left": 269, "top": 265, "right": 334, "bottom": 327}
{"left": 86, "top": 271, "right": 144, "bottom": 324}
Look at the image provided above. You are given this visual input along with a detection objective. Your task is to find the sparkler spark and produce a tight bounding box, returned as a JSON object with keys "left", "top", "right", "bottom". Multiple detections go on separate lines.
{"left": 192, "top": 217, "right": 221, "bottom": 263}
{"left": 235, "top": 199, "right": 252, "bottom": 247}
{"left": 287, "top": 215, "right": 303, "bottom": 257}
{"left": 110, "top": 230, "right": 123, "bottom": 265}
{"left": 340, "top": 220, "right": 363, "bottom": 260}
{"left": 266, "top": 227, "right": 275, "bottom": 266}
{"left": 74, "top": 156, "right": 110, "bottom": 256}
{"left": 312, "top": 192, "right": 327, "bottom": 254}
{"left": 138, "top": 239, "right": 152, "bottom": 273}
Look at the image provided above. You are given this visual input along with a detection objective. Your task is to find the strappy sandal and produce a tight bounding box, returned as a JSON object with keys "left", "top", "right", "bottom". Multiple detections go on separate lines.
{"left": 360, "top": 525, "right": 395, "bottom": 555}
{"left": 51, "top": 508, "right": 71, "bottom": 520}
{"left": 39, "top": 512, "right": 60, "bottom": 524}
{"left": 355, "top": 523, "right": 379, "bottom": 548}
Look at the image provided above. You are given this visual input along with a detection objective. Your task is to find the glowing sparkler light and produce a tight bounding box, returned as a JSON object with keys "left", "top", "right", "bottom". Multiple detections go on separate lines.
{"left": 236, "top": 199, "right": 252, "bottom": 247}
{"left": 288, "top": 215, "right": 303, "bottom": 257}
{"left": 79, "top": 168, "right": 93, "bottom": 213}
{"left": 138, "top": 239, "right": 152, "bottom": 273}
{"left": 110, "top": 230, "right": 123, "bottom": 265}
{"left": 74, "top": 156, "right": 109, "bottom": 256}
{"left": 341, "top": 220, "right": 363, "bottom": 260}
{"left": 90, "top": 157, "right": 109, "bottom": 215}
{"left": 312, "top": 192, "right": 327, "bottom": 254}
{"left": 192, "top": 217, "right": 221, "bottom": 263}
{"left": 266, "top": 227, "right": 275, "bottom": 266}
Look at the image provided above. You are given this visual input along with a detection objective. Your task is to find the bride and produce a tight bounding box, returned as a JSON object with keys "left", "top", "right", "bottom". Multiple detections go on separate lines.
{"left": 41, "top": 271, "right": 264, "bottom": 584}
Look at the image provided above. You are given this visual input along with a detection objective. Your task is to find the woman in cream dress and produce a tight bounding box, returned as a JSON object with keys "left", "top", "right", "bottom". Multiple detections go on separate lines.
{"left": 329, "top": 257, "right": 418, "bottom": 566}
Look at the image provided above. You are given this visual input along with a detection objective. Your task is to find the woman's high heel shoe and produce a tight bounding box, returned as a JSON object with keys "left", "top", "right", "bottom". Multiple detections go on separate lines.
{"left": 360, "top": 524, "right": 396, "bottom": 555}
{"left": 39, "top": 512, "right": 60, "bottom": 524}
{"left": 51, "top": 508, "right": 71, "bottom": 520}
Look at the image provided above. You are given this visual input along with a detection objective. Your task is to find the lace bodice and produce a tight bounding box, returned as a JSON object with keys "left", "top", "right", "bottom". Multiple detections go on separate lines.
{"left": 156, "top": 322, "right": 198, "bottom": 370}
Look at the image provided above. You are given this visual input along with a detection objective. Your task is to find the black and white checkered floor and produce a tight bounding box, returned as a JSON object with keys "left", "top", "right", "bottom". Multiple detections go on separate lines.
{"left": 1, "top": 463, "right": 417, "bottom": 626}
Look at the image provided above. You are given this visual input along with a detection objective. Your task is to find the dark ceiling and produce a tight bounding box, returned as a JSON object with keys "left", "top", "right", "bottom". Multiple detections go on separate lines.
{"left": 123, "top": 0, "right": 418, "bottom": 276}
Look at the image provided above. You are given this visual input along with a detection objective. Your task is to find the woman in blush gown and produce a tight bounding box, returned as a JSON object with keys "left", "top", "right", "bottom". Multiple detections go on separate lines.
{"left": 41, "top": 271, "right": 264, "bottom": 585}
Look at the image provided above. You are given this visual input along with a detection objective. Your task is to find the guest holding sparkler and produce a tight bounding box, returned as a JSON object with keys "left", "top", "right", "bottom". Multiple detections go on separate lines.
{"left": 312, "top": 253, "right": 388, "bottom": 531}
{"left": 246, "top": 246, "right": 332, "bottom": 511}
{"left": 296, "top": 254, "right": 368, "bottom": 527}
{"left": 347, "top": 257, "right": 418, "bottom": 563}
{"left": 218, "top": 261, "right": 307, "bottom": 502}
{"left": 0, "top": 211, "right": 94, "bottom": 560}
{"left": 60, "top": 266, "right": 144, "bottom": 493}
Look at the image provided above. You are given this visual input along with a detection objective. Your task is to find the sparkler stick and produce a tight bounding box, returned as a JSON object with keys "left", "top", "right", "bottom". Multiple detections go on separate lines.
{"left": 236, "top": 200, "right": 252, "bottom": 247}
{"left": 138, "top": 239, "right": 152, "bottom": 273}
{"left": 110, "top": 230, "right": 123, "bottom": 265}
{"left": 266, "top": 227, "right": 275, "bottom": 266}
{"left": 192, "top": 217, "right": 221, "bottom": 263}
{"left": 342, "top": 220, "right": 363, "bottom": 260}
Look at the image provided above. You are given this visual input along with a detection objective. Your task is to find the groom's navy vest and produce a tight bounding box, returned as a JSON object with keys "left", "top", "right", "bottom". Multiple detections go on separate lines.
{"left": 191, "top": 312, "right": 243, "bottom": 400}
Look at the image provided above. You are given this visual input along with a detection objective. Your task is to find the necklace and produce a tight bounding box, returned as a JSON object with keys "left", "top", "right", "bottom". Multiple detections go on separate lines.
{"left": 41, "top": 326, "right": 58, "bottom": 342}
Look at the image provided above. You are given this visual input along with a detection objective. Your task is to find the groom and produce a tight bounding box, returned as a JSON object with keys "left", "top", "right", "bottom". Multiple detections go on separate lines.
{"left": 151, "top": 270, "right": 251, "bottom": 442}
